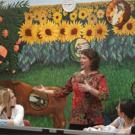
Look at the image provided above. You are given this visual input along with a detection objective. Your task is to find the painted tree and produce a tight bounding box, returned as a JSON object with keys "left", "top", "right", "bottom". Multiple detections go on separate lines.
{"left": 0, "top": 0, "right": 29, "bottom": 73}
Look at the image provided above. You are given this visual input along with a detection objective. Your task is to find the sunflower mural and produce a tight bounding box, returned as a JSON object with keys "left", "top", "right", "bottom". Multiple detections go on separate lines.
{"left": 1, "top": 0, "right": 135, "bottom": 130}
{"left": 3, "top": 0, "right": 134, "bottom": 72}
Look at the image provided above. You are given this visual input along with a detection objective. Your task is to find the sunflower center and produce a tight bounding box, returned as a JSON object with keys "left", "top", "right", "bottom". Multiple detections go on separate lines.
{"left": 71, "top": 28, "right": 77, "bottom": 35}
{"left": 91, "top": 17, "right": 94, "bottom": 20}
{"left": 45, "top": 29, "right": 52, "bottom": 35}
{"left": 97, "top": 28, "right": 102, "bottom": 34}
{"left": 87, "top": 29, "right": 92, "bottom": 36}
{"left": 60, "top": 28, "right": 65, "bottom": 35}
{"left": 82, "top": 13, "right": 84, "bottom": 16}
{"left": 127, "top": 23, "right": 132, "bottom": 30}
{"left": 36, "top": 15, "right": 38, "bottom": 18}
{"left": 25, "top": 29, "right": 32, "bottom": 36}
{"left": 56, "top": 16, "right": 59, "bottom": 19}
{"left": 28, "top": 16, "right": 31, "bottom": 20}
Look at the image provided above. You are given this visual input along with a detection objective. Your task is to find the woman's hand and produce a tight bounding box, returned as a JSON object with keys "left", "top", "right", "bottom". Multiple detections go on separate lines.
{"left": 78, "top": 80, "right": 93, "bottom": 92}
{"left": 33, "top": 85, "right": 45, "bottom": 91}
{"left": 33, "top": 85, "right": 55, "bottom": 94}
{"left": 78, "top": 80, "right": 100, "bottom": 97}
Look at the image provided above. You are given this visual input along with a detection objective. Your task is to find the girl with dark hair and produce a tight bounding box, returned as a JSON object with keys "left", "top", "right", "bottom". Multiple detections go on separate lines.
{"left": 110, "top": 99, "right": 135, "bottom": 132}
{"left": 87, "top": 99, "right": 135, "bottom": 134}
{"left": 33, "top": 48, "right": 109, "bottom": 130}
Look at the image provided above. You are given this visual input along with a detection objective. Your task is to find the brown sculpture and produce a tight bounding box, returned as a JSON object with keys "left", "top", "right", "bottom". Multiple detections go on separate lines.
{"left": 0, "top": 80, "right": 66, "bottom": 128}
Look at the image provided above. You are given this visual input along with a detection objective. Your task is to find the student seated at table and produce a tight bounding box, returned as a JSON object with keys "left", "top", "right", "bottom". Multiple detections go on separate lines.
{"left": 84, "top": 99, "right": 135, "bottom": 134}
{"left": 0, "top": 88, "right": 24, "bottom": 126}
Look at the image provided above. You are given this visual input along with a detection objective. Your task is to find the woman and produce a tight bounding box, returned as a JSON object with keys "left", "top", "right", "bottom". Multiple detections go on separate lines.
{"left": 33, "top": 48, "right": 109, "bottom": 130}
{"left": 0, "top": 88, "right": 24, "bottom": 126}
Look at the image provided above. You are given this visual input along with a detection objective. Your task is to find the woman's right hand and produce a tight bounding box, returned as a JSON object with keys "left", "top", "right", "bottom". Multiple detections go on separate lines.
{"left": 33, "top": 85, "right": 45, "bottom": 91}
{"left": 33, "top": 85, "right": 55, "bottom": 94}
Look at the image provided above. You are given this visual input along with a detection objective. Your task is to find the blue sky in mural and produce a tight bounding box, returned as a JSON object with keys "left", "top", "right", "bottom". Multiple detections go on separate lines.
{"left": 3, "top": 0, "right": 110, "bottom": 5}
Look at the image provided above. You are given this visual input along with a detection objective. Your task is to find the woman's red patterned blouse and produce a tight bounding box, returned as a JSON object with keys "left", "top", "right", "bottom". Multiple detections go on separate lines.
{"left": 55, "top": 71, "right": 109, "bottom": 126}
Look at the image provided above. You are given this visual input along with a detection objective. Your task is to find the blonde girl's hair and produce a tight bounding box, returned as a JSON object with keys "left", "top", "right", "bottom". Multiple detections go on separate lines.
{"left": 0, "top": 88, "right": 11, "bottom": 107}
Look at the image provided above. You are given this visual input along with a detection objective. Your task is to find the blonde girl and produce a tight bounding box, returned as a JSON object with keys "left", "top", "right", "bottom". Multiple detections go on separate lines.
{"left": 0, "top": 88, "right": 24, "bottom": 126}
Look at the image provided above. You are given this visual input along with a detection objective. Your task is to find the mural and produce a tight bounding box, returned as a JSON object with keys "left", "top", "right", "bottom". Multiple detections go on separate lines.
{"left": 0, "top": 0, "right": 135, "bottom": 128}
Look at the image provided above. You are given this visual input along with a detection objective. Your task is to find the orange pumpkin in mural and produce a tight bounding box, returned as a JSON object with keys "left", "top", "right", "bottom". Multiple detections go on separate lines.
{"left": 0, "top": 80, "right": 66, "bottom": 128}
{"left": 14, "top": 44, "right": 19, "bottom": 52}
{"left": 2, "top": 29, "right": 9, "bottom": 38}
{"left": 0, "top": 45, "right": 8, "bottom": 64}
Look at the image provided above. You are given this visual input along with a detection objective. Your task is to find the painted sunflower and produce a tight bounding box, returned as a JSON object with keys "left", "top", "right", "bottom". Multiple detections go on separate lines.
{"left": 18, "top": 22, "right": 37, "bottom": 45}
{"left": 95, "top": 22, "right": 108, "bottom": 41}
{"left": 53, "top": 12, "right": 62, "bottom": 24}
{"left": 78, "top": 8, "right": 88, "bottom": 20}
{"left": 66, "top": 22, "right": 82, "bottom": 42}
{"left": 70, "top": 11, "right": 78, "bottom": 22}
{"left": 123, "top": 18, "right": 135, "bottom": 35}
{"left": 113, "top": 26, "right": 124, "bottom": 36}
{"left": 88, "top": 14, "right": 97, "bottom": 25}
{"left": 82, "top": 23, "right": 95, "bottom": 42}
{"left": 58, "top": 21, "right": 69, "bottom": 42}
{"left": 24, "top": 12, "right": 33, "bottom": 22}
{"left": 39, "top": 21, "right": 59, "bottom": 43}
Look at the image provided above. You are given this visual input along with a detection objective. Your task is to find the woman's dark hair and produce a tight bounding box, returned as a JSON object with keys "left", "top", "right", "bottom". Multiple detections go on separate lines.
{"left": 119, "top": 99, "right": 135, "bottom": 119}
{"left": 81, "top": 48, "right": 100, "bottom": 71}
